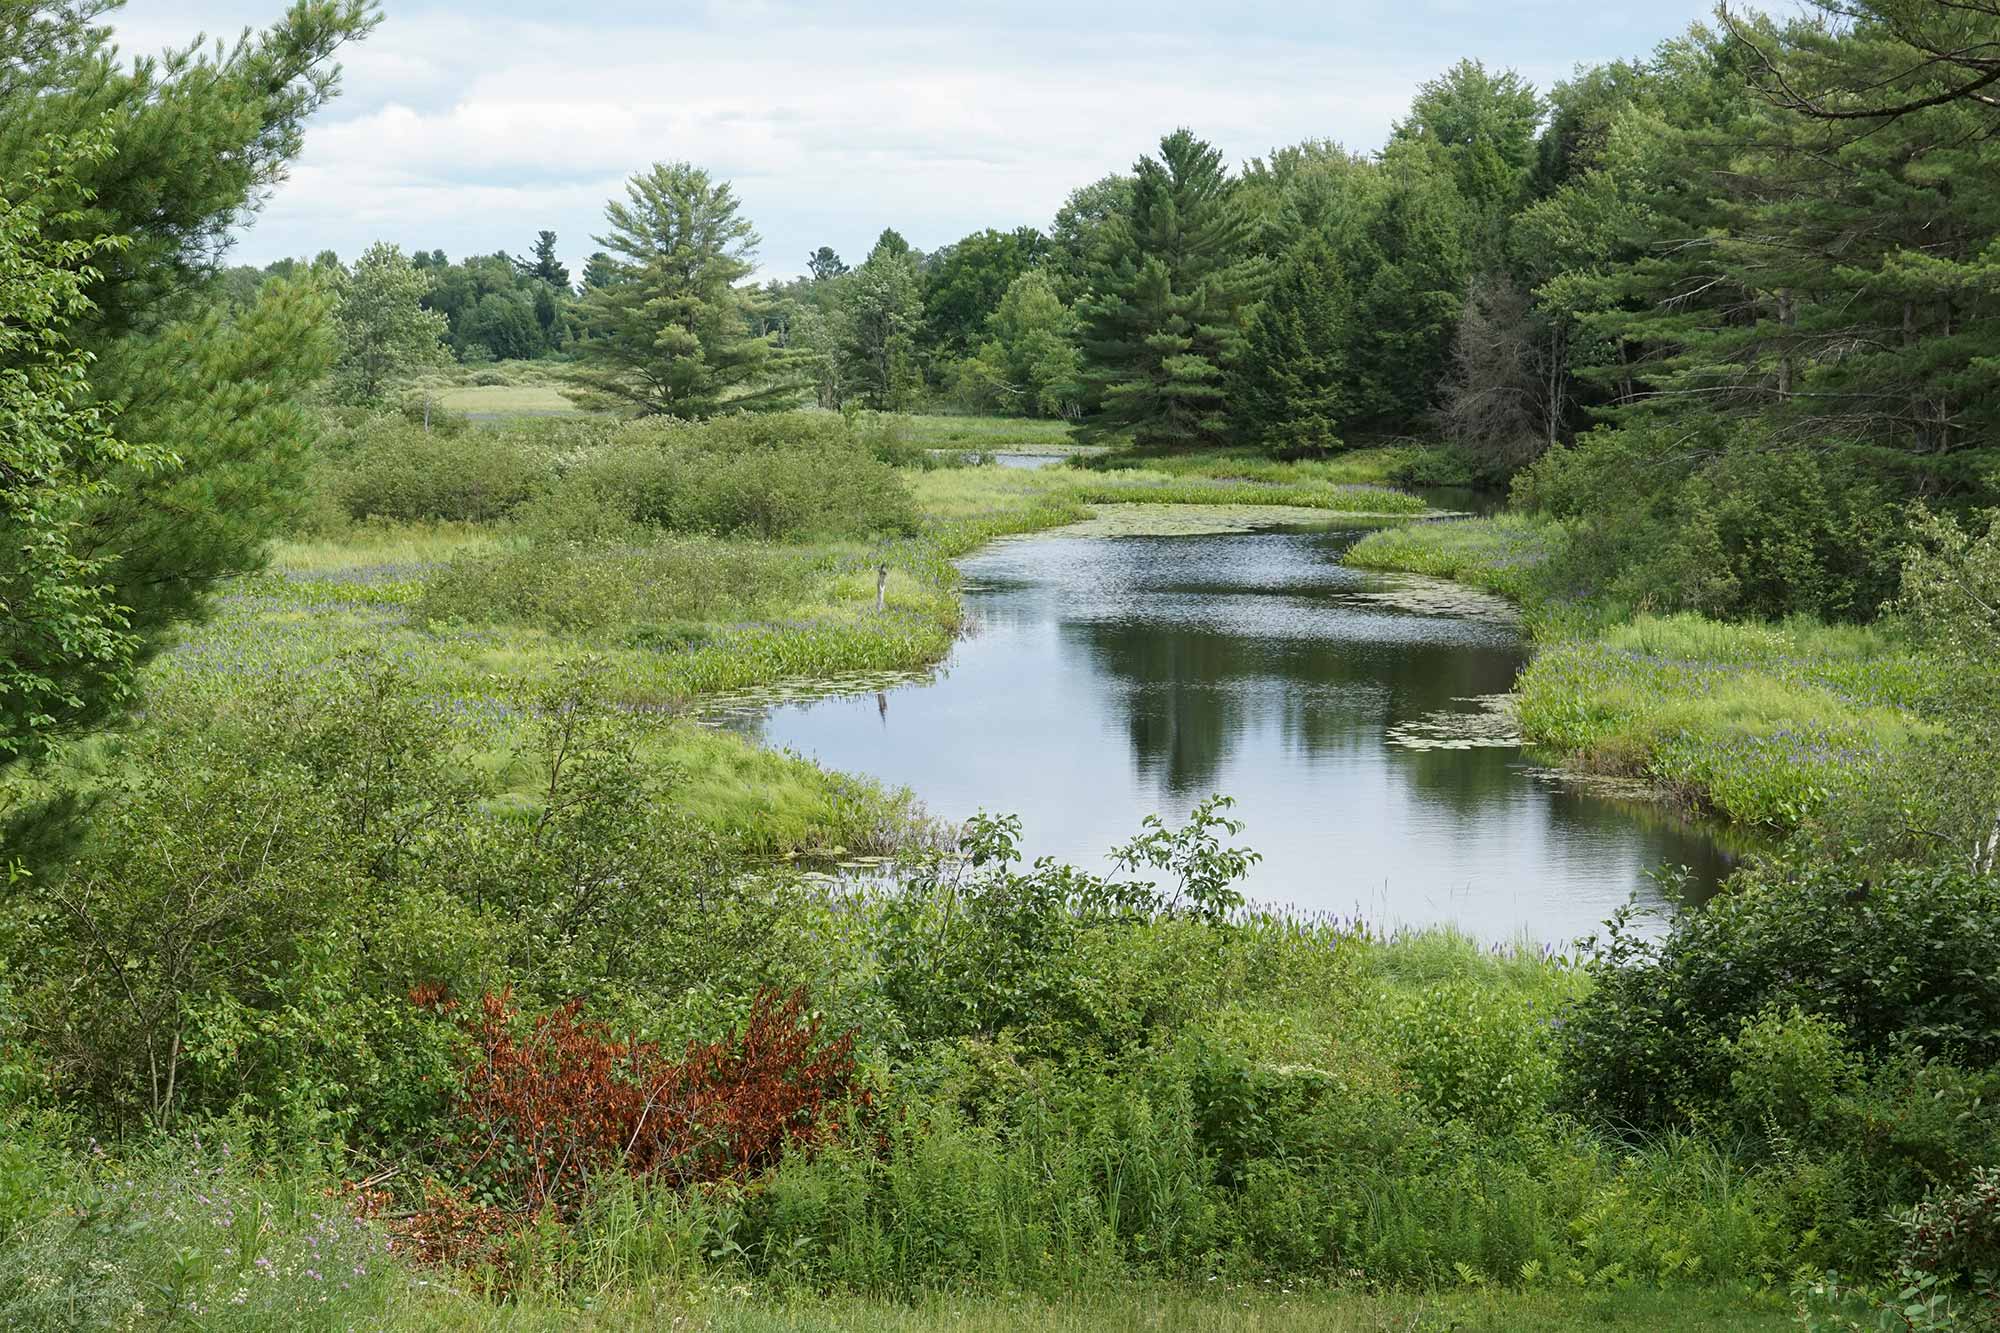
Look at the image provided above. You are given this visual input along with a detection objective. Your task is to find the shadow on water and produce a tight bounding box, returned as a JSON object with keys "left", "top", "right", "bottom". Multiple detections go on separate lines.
{"left": 724, "top": 521, "right": 1743, "bottom": 944}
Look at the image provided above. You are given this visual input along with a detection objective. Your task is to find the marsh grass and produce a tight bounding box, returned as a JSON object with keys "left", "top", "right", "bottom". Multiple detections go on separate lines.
{"left": 1345, "top": 518, "right": 1938, "bottom": 830}
{"left": 1517, "top": 613, "right": 1931, "bottom": 828}
{"left": 1082, "top": 444, "right": 1463, "bottom": 489}
{"left": 1344, "top": 515, "right": 1560, "bottom": 603}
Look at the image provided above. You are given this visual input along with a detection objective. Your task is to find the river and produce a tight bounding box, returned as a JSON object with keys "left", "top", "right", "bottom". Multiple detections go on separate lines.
{"left": 724, "top": 515, "right": 1737, "bottom": 944}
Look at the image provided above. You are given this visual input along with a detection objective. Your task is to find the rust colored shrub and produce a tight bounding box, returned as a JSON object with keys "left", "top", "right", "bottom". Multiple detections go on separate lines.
{"left": 440, "top": 987, "right": 860, "bottom": 1218}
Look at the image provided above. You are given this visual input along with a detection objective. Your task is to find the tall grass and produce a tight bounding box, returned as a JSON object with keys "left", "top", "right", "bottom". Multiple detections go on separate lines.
{"left": 1344, "top": 514, "right": 1560, "bottom": 603}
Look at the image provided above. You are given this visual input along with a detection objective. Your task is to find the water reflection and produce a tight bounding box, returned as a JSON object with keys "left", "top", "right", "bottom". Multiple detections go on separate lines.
{"left": 725, "top": 523, "right": 1738, "bottom": 943}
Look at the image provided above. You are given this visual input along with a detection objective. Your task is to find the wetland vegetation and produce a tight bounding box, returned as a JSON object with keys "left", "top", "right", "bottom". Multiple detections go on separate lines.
{"left": 7, "top": 2, "right": 2000, "bottom": 1330}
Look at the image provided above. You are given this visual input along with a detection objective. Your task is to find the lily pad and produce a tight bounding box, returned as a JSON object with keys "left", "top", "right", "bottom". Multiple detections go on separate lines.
{"left": 1386, "top": 694, "right": 1522, "bottom": 750}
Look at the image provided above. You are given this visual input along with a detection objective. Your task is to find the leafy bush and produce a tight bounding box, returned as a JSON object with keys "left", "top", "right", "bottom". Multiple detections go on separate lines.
{"left": 563, "top": 411, "right": 920, "bottom": 540}
{"left": 1389, "top": 981, "right": 1558, "bottom": 1135}
{"left": 869, "top": 800, "right": 1259, "bottom": 1058}
{"left": 1562, "top": 860, "right": 2000, "bottom": 1128}
{"left": 1722, "top": 1005, "right": 1860, "bottom": 1136}
{"left": 329, "top": 421, "right": 551, "bottom": 522}
{"left": 1520, "top": 425, "right": 1905, "bottom": 622}
{"left": 429, "top": 987, "right": 858, "bottom": 1221}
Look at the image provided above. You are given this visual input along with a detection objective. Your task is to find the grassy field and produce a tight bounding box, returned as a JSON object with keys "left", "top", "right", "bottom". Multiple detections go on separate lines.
{"left": 436, "top": 383, "right": 585, "bottom": 416}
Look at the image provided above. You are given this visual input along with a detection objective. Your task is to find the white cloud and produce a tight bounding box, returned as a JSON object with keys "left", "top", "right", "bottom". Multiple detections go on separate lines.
{"left": 115, "top": 1, "right": 1717, "bottom": 280}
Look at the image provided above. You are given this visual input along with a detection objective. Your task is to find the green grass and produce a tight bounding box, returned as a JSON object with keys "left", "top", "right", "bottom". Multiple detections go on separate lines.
{"left": 1344, "top": 515, "right": 1560, "bottom": 603}
{"left": 1343, "top": 516, "right": 1940, "bottom": 829}
{"left": 1516, "top": 613, "right": 1930, "bottom": 828}
{"left": 1083, "top": 443, "right": 1464, "bottom": 489}
{"left": 435, "top": 384, "right": 586, "bottom": 416}
{"left": 878, "top": 413, "right": 1081, "bottom": 450}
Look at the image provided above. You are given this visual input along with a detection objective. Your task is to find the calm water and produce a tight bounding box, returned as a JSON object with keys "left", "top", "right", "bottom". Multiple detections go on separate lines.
{"left": 727, "top": 522, "right": 1737, "bottom": 943}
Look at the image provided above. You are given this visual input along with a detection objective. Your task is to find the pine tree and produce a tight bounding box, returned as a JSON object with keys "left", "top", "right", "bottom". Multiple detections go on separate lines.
{"left": 1, "top": 2, "right": 371, "bottom": 758}
{"left": 1235, "top": 237, "right": 1352, "bottom": 453}
{"left": 514, "top": 230, "right": 570, "bottom": 289}
{"left": 1076, "top": 129, "right": 1264, "bottom": 446}
{"left": 570, "top": 162, "right": 796, "bottom": 419}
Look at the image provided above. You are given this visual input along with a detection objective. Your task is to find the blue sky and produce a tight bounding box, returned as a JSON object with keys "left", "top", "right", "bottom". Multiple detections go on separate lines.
{"left": 119, "top": 1, "right": 1725, "bottom": 281}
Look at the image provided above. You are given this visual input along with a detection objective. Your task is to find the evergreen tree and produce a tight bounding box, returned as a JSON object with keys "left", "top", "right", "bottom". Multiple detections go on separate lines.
{"left": 570, "top": 161, "right": 795, "bottom": 419}
{"left": 806, "top": 246, "right": 848, "bottom": 281}
{"left": 0, "top": 134, "right": 160, "bottom": 759}
{"left": 581, "top": 251, "right": 620, "bottom": 289}
{"left": 514, "top": 230, "right": 570, "bottom": 289}
{"left": 331, "top": 242, "right": 450, "bottom": 403}
{"left": 1235, "top": 236, "right": 1353, "bottom": 453}
{"left": 1076, "top": 129, "right": 1264, "bottom": 446}
{"left": 0, "top": 0, "right": 371, "bottom": 755}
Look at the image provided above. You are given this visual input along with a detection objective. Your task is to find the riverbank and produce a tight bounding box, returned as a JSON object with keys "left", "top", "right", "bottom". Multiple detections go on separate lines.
{"left": 112, "top": 427, "right": 1441, "bottom": 860}
{"left": 1346, "top": 516, "right": 1934, "bottom": 829}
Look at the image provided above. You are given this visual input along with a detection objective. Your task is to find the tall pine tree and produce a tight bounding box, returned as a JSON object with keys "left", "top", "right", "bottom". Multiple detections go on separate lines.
{"left": 1077, "top": 129, "right": 1264, "bottom": 446}
{"left": 1235, "top": 236, "right": 1353, "bottom": 453}
{"left": 571, "top": 162, "right": 794, "bottom": 419}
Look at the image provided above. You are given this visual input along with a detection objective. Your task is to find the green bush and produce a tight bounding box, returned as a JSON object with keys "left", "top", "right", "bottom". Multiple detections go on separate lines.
{"left": 563, "top": 411, "right": 919, "bottom": 540}
{"left": 1722, "top": 1005, "right": 1860, "bottom": 1136}
{"left": 1520, "top": 425, "right": 1905, "bottom": 621}
{"left": 1563, "top": 861, "right": 2000, "bottom": 1130}
{"left": 328, "top": 421, "right": 551, "bottom": 522}
{"left": 1389, "top": 981, "right": 1559, "bottom": 1136}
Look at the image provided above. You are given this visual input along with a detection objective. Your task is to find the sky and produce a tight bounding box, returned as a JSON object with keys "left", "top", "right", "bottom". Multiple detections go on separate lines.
{"left": 117, "top": 1, "right": 1725, "bottom": 283}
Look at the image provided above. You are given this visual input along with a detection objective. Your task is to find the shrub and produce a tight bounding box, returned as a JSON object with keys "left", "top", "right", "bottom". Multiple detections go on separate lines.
{"left": 1389, "top": 981, "right": 1558, "bottom": 1136}
{"left": 330, "top": 422, "right": 551, "bottom": 522}
{"left": 431, "top": 987, "right": 859, "bottom": 1220}
{"left": 562, "top": 411, "right": 919, "bottom": 540}
{"left": 1722, "top": 1005, "right": 1860, "bottom": 1136}
{"left": 1562, "top": 861, "right": 2000, "bottom": 1128}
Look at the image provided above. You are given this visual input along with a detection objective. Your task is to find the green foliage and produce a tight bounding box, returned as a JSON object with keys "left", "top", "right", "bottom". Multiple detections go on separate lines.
{"left": 1234, "top": 236, "right": 1352, "bottom": 453}
{"left": 1, "top": 0, "right": 378, "bottom": 339}
{"left": 0, "top": 133, "right": 154, "bottom": 761}
{"left": 1722, "top": 1005, "right": 1861, "bottom": 1134}
{"left": 1523, "top": 426, "right": 1906, "bottom": 622}
{"left": 328, "top": 419, "right": 553, "bottom": 523}
{"left": 1561, "top": 860, "right": 2000, "bottom": 1129}
{"left": 1076, "top": 129, "right": 1265, "bottom": 446}
{"left": 0, "top": 4, "right": 370, "bottom": 762}
{"left": 554, "top": 411, "right": 920, "bottom": 540}
{"left": 331, "top": 242, "right": 451, "bottom": 404}
{"left": 921, "top": 226, "right": 1047, "bottom": 361}
{"left": 571, "top": 162, "right": 796, "bottom": 418}
{"left": 1389, "top": 980, "right": 1558, "bottom": 1136}
{"left": 835, "top": 230, "right": 928, "bottom": 411}
{"left": 954, "top": 269, "right": 1083, "bottom": 419}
